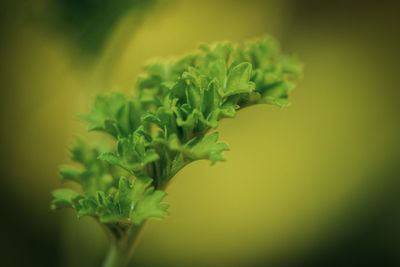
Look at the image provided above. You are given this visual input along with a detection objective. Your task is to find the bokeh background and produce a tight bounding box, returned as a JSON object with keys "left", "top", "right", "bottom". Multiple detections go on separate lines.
{"left": 1, "top": 0, "right": 400, "bottom": 266}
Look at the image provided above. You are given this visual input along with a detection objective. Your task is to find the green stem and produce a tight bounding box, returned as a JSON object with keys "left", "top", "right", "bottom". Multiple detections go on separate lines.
{"left": 101, "top": 222, "right": 147, "bottom": 267}
{"left": 123, "top": 222, "right": 147, "bottom": 266}
{"left": 102, "top": 240, "right": 125, "bottom": 267}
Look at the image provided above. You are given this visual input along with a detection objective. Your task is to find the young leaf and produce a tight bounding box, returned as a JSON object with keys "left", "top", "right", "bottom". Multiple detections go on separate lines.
{"left": 223, "top": 62, "right": 255, "bottom": 97}
{"left": 80, "top": 93, "right": 141, "bottom": 138}
{"left": 131, "top": 187, "right": 169, "bottom": 225}
{"left": 51, "top": 189, "right": 80, "bottom": 210}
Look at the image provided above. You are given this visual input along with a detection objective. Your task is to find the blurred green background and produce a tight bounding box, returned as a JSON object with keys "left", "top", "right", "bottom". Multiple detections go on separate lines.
{"left": 1, "top": 0, "right": 400, "bottom": 266}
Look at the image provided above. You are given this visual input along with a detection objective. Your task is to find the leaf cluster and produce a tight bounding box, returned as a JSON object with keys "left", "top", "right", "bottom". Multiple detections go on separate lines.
{"left": 51, "top": 36, "right": 302, "bottom": 232}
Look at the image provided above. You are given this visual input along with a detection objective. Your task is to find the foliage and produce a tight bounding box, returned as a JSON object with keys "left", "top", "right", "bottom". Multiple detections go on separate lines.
{"left": 47, "top": 0, "right": 158, "bottom": 55}
{"left": 51, "top": 36, "right": 302, "bottom": 266}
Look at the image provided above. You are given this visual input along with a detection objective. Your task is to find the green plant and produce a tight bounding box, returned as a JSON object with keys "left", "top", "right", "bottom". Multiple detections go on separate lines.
{"left": 51, "top": 36, "right": 302, "bottom": 267}
{"left": 46, "top": 0, "right": 158, "bottom": 56}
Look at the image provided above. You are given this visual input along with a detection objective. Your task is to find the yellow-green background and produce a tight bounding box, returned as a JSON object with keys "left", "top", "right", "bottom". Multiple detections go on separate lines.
{"left": 1, "top": 0, "right": 399, "bottom": 266}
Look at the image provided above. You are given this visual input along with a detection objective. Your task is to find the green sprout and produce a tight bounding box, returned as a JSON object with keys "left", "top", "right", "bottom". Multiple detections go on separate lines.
{"left": 51, "top": 36, "right": 303, "bottom": 267}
